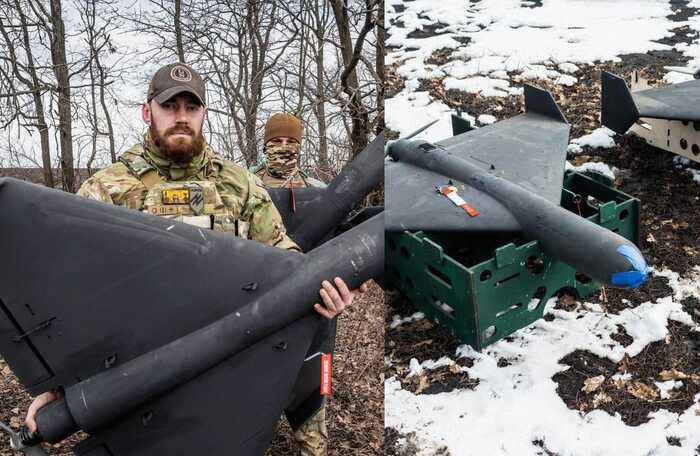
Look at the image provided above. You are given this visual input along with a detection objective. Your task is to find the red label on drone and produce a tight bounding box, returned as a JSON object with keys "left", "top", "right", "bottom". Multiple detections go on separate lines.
{"left": 440, "top": 185, "right": 480, "bottom": 217}
{"left": 320, "top": 353, "right": 332, "bottom": 396}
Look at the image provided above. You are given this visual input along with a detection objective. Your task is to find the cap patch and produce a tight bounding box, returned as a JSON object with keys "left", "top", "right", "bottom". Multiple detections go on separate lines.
{"left": 170, "top": 65, "right": 192, "bottom": 82}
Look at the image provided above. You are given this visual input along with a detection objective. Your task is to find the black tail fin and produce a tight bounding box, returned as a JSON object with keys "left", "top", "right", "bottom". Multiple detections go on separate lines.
{"left": 601, "top": 71, "right": 639, "bottom": 134}
{"left": 524, "top": 84, "right": 568, "bottom": 123}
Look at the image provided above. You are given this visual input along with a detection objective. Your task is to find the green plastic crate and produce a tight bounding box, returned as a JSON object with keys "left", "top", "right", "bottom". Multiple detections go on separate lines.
{"left": 386, "top": 170, "right": 641, "bottom": 351}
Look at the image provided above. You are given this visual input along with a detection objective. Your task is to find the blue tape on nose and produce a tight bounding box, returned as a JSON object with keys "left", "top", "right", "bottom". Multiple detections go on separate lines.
{"left": 611, "top": 244, "right": 648, "bottom": 289}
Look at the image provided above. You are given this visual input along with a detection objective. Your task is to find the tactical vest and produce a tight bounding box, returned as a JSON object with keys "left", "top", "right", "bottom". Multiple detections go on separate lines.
{"left": 119, "top": 148, "right": 250, "bottom": 238}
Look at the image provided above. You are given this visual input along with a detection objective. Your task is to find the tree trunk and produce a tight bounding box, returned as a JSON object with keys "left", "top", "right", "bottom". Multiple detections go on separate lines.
{"left": 174, "top": 0, "right": 185, "bottom": 63}
{"left": 50, "top": 0, "right": 75, "bottom": 192}
{"left": 313, "top": 10, "right": 329, "bottom": 174}
{"left": 330, "top": 0, "right": 371, "bottom": 157}
{"left": 376, "top": 0, "right": 384, "bottom": 134}
{"left": 95, "top": 51, "right": 115, "bottom": 163}
{"left": 9, "top": 1, "right": 54, "bottom": 187}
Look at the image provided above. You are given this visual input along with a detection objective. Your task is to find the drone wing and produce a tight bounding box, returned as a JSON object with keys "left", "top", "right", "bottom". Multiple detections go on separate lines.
{"left": 385, "top": 85, "right": 570, "bottom": 233}
{"left": 602, "top": 70, "right": 700, "bottom": 133}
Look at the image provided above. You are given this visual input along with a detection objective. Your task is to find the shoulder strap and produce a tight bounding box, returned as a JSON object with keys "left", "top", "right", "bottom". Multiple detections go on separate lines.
{"left": 119, "top": 145, "right": 164, "bottom": 190}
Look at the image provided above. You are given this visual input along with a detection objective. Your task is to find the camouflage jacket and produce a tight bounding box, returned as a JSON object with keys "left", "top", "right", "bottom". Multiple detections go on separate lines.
{"left": 77, "top": 137, "right": 299, "bottom": 251}
{"left": 254, "top": 166, "right": 307, "bottom": 188}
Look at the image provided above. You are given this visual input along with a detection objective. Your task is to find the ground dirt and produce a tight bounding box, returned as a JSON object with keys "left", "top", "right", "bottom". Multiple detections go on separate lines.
{"left": 385, "top": 0, "right": 700, "bottom": 447}
{"left": 0, "top": 283, "right": 384, "bottom": 456}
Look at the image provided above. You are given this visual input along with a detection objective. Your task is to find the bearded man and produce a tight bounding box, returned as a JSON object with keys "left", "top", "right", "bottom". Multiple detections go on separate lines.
{"left": 23, "top": 63, "right": 364, "bottom": 456}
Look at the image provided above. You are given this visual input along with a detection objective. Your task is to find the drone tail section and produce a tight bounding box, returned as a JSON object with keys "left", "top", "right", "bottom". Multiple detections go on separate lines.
{"left": 601, "top": 71, "right": 640, "bottom": 134}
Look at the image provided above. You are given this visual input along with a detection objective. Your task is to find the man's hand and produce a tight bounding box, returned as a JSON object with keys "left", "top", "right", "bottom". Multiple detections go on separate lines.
{"left": 25, "top": 390, "right": 61, "bottom": 433}
{"left": 314, "top": 277, "right": 369, "bottom": 319}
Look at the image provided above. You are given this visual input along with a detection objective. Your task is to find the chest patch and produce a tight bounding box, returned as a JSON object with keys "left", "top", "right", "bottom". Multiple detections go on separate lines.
{"left": 160, "top": 185, "right": 205, "bottom": 215}
{"left": 161, "top": 188, "right": 190, "bottom": 205}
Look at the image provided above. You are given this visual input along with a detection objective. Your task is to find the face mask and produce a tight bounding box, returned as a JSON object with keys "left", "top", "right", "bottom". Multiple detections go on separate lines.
{"left": 266, "top": 142, "right": 300, "bottom": 178}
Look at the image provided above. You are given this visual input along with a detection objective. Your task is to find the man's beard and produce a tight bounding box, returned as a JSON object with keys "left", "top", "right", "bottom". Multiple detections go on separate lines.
{"left": 150, "top": 120, "right": 205, "bottom": 163}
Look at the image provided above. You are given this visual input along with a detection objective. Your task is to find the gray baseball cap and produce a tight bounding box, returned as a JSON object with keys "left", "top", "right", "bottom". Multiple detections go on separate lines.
{"left": 147, "top": 63, "right": 206, "bottom": 106}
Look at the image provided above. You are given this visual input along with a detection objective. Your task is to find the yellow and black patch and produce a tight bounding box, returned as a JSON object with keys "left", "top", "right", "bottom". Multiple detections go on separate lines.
{"left": 161, "top": 189, "right": 189, "bottom": 205}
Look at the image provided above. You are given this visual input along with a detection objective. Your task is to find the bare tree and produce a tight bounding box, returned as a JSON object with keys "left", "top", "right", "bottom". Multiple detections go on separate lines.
{"left": 309, "top": 0, "right": 331, "bottom": 173}
{"left": 174, "top": 0, "right": 185, "bottom": 62}
{"left": 188, "top": 0, "right": 298, "bottom": 166}
{"left": 48, "top": 0, "right": 78, "bottom": 191}
{"left": 375, "top": 0, "right": 384, "bottom": 134}
{"left": 329, "top": 0, "right": 377, "bottom": 157}
{"left": 0, "top": 1, "right": 54, "bottom": 186}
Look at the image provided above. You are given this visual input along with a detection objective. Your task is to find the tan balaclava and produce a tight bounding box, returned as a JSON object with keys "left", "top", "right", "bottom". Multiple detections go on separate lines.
{"left": 264, "top": 113, "right": 303, "bottom": 179}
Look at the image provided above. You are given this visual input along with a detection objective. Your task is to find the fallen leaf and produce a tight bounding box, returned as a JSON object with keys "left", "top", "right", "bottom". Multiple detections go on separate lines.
{"left": 415, "top": 375, "right": 430, "bottom": 394}
{"left": 613, "top": 376, "right": 630, "bottom": 389}
{"left": 582, "top": 375, "right": 606, "bottom": 393}
{"left": 646, "top": 233, "right": 656, "bottom": 244}
{"left": 659, "top": 369, "right": 688, "bottom": 381}
{"left": 593, "top": 391, "right": 612, "bottom": 407}
{"left": 627, "top": 381, "right": 658, "bottom": 401}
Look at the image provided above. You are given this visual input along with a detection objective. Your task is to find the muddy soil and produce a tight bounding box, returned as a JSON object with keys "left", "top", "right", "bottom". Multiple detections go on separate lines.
{"left": 385, "top": 0, "right": 700, "bottom": 446}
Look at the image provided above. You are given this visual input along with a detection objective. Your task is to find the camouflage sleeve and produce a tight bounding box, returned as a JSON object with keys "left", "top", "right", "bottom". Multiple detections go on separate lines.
{"left": 243, "top": 173, "right": 301, "bottom": 252}
{"left": 76, "top": 175, "right": 115, "bottom": 204}
{"left": 75, "top": 163, "right": 144, "bottom": 208}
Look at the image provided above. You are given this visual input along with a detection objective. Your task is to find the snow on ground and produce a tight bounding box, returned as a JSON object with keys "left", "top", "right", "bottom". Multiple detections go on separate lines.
{"left": 565, "top": 161, "right": 618, "bottom": 180}
{"left": 389, "top": 311, "right": 426, "bottom": 329}
{"left": 673, "top": 156, "right": 700, "bottom": 184}
{"left": 386, "top": 271, "right": 700, "bottom": 456}
{"left": 386, "top": 2, "right": 700, "bottom": 454}
{"left": 476, "top": 114, "right": 497, "bottom": 125}
{"left": 569, "top": 127, "right": 617, "bottom": 153}
{"left": 385, "top": 90, "right": 469, "bottom": 141}
{"left": 386, "top": 0, "right": 680, "bottom": 135}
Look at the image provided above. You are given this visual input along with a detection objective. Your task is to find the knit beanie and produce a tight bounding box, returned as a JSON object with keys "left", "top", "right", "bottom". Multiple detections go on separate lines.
{"left": 264, "top": 113, "right": 303, "bottom": 144}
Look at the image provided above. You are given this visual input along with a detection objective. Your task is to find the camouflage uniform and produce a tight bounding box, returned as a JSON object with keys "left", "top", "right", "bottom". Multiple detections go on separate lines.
{"left": 256, "top": 143, "right": 307, "bottom": 188}
{"left": 293, "top": 407, "right": 327, "bottom": 456}
{"left": 78, "top": 132, "right": 298, "bottom": 252}
{"left": 257, "top": 142, "right": 329, "bottom": 456}
{"left": 80, "top": 134, "right": 329, "bottom": 454}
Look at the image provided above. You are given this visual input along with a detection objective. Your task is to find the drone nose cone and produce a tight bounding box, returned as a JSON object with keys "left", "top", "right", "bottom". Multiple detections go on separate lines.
{"left": 611, "top": 244, "right": 648, "bottom": 289}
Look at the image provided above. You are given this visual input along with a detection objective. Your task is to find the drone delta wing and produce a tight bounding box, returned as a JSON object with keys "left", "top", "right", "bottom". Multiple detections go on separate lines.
{"left": 0, "top": 177, "right": 296, "bottom": 396}
{"left": 385, "top": 85, "right": 570, "bottom": 234}
{"left": 71, "top": 316, "right": 319, "bottom": 456}
{"left": 0, "top": 178, "right": 383, "bottom": 455}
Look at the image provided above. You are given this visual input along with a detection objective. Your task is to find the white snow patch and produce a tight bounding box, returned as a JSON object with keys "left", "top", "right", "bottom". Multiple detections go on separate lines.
{"left": 444, "top": 76, "right": 520, "bottom": 97}
{"left": 407, "top": 356, "right": 456, "bottom": 377}
{"left": 385, "top": 90, "right": 460, "bottom": 141}
{"left": 390, "top": 312, "right": 426, "bottom": 329}
{"left": 558, "top": 62, "right": 580, "bottom": 74}
{"left": 386, "top": 268, "right": 700, "bottom": 455}
{"left": 664, "top": 71, "right": 695, "bottom": 84}
{"left": 655, "top": 380, "right": 683, "bottom": 400}
{"left": 388, "top": 0, "right": 677, "bottom": 102}
{"left": 571, "top": 127, "right": 617, "bottom": 150}
{"left": 672, "top": 156, "right": 700, "bottom": 184}
{"left": 687, "top": 168, "right": 700, "bottom": 184}
{"left": 566, "top": 161, "right": 618, "bottom": 180}
{"left": 477, "top": 114, "right": 497, "bottom": 125}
